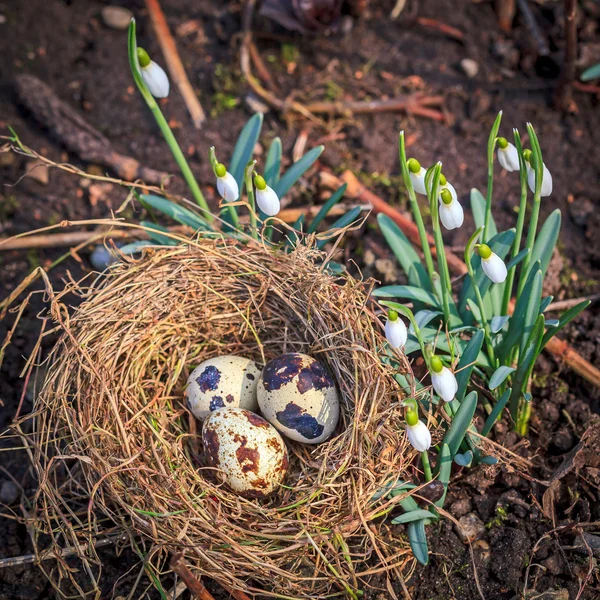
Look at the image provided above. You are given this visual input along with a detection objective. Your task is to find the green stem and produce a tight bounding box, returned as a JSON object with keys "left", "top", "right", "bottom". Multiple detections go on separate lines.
{"left": 501, "top": 129, "right": 528, "bottom": 315}
{"left": 421, "top": 451, "right": 433, "bottom": 482}
{"left": 483, "top": 111, "right": 503, "bottom": 242}
{"left": 244, "top": 162, "right": 258, "bottom": 240}
{"left": 128, "top": 20, "right": 211, "bottom": 220}
{"left": 428, "top": 164, "right": 451, "bottom": 324}
{"left": 398, "top": 132, "right": 435, "bottom": 282}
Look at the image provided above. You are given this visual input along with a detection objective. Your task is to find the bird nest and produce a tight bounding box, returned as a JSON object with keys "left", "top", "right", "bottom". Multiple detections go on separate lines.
{"left": 12, "top": 235, "right": 418, "bottom": 599}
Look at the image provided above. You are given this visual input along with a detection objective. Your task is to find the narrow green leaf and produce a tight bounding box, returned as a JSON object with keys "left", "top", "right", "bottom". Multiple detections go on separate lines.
{"left": 378, "top": 213, "right": 431, "bottom": 292}
{"left": 140, "top": 195, "right": 210, "bottom": 231}
{"left": 542, "top": 300, "right": 590, "bottom": 348}
{"left": 230, "top": 113, "right": 263, "bottom": 188}
{"left": 540, "top": 296, "right": 554, "bottom": 312}
{"left": 454, "top": 330, "right": 484, "bottom": 403}
{"left": 489, "top": 366, "right": 515, "bottom": 390}
{"left": 119, "top": 240, "right": 154, "bottom": 255}
{"left": 526, "top": 209, "right": 561, "bottom": 280}
{"left": 442, "top": 391, "right": 478, "bottom": 457}
{"left": 454, "top": 451, "right": 473, "bottom": 467}
{"left": 264, "top": 137, "right": 282, "bottom": 187}
{"left": 371, "top": 479, "right": 414, "bottom": 501}
{"left": 581, "top": 63, "right": 600, "bottom": 81}
{"left": 505, "top": 247, "right": 529, "bottom": 271}
{"left": 471, "top": 188, "right": 498, "bottom": 238}
{"left": 307, "top": 184, "right": 347, "bottom": 234}
{"left": 373, "top": 285, "right": 440, "bottom": 307}
{"left": 490, "top": 315, "right": 509, "bottom": 333}
{"left": 391, "top": 510, "right": 436, "bottom": 525}
{"left": 509, "top": 315, "right": 545, "bottom": 417}
{"left": 411, "top": 310, "right": 441, "bottom": 333}
{"left": 316, "top": 206, "right": 362, "bottom": 249}
{"left": 434, "top": 443, "right": 452, "bottom": 508}
{"left": 274, "top": 145, "right": 324, "bottom": 199}
{"left": 407, "top": 520, "right": 429, "bottom": 565}
{"left": 519, "top": 268, "right": 543, "bottom": 357}
{"left": 139, "top": 221, "right": 178, "bottom": 246}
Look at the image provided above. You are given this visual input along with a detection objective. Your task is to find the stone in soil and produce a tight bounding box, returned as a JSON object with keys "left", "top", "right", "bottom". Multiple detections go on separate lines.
{"left": 455, "top": 512, "right": 485, "bottom": 542}
{"left": 0, "top": 480, "right": 19, "bottom": 505}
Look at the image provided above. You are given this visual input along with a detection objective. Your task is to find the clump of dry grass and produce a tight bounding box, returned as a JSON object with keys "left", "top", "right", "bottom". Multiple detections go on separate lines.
{"left": 9, "top": 234, "right": 417, "bottom": 598}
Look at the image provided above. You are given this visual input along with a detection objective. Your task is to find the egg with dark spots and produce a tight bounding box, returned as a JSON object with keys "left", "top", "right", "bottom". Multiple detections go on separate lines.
{"left": 257, "top": 353, "right": 339, "bottom": 444}
{"left": 185, "top": 355, "right": 260, "bottom": 421}
{"left": 202, "top": 407, "right": 288, "bottom": 497}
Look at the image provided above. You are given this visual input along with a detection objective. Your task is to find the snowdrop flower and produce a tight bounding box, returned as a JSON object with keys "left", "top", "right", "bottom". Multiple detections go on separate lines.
{"left": 406, "top": 419, "right": 432, "bottom": 452}
{"left": 496, "top": 137, "right": 520, "bottom": 172}
{"left": 137, "top": 48, "right": 169, "bottom": 98}
{"left": 404, "top": 398, "right": 431, "bottom": 452}
{"left": 385, "top": 309, "right": 407, "bottom": 349}
{"left": 407, "top": 158, "right": 427, "bottom": 195}
{"left": 215, "top": 163, "right": 239, "bottom": 202}
{"left": 524, "top": 150, "right": 553, "bottom": 197}
{"left": 430, "top": 355, "right": 458, "bottom": 403}
{"left": 439, "top": 188, "right": 464, "bottom": 230}
{"left": 476, "top": 243, "right": 507, "bottom": 284}
{"left": 438, "top": 173, "right": 458, "bottom": 204}
{"left": 254, "top": 175, "right": 280, "bottom": 216}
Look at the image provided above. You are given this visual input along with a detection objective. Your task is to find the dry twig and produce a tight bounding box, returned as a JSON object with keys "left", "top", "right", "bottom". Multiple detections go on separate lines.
{"left": 145, "top": 0, "right": 206, "bottom": 128}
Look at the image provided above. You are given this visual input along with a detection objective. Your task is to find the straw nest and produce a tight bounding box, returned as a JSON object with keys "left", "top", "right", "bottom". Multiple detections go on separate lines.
{"left": 22, "top": 235, "right": 417, "bottom": 598}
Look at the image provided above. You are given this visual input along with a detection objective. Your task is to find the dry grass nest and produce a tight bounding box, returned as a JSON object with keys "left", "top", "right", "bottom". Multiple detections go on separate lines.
{"left": 17, "top": 235, "right": 419, "bottom": 599}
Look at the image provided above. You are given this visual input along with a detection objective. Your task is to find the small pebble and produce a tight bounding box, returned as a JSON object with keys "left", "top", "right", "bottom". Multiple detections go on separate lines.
{"left": 243, "top": 93, "right": 270, "bottom": 114}
{"left": 460, "top": 58, "right": 479, "bottom": 79}
{"left": 456, "top": 512, "right": 485, "bottom": 542}
{"left": 101, "top": 6, "right": 133, "bottom": 31}
{"left": 0, "top": 480, "right": 19, "bottom": 505}
{"left": 25, "top": 159, "right": 50, "bottom": 185}
{"left": 90, "top": 244, "right": 120, "bottom": 271}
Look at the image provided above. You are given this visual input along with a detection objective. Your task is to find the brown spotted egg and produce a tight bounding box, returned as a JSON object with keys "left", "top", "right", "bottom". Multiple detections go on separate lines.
{"left": 257, "top": 353, "right": 339, "bottom": 444}
{"left": 185, "top": 355, "right": 260, "bottom": 421}
{"left": 202, "top": 407, "right": 288, "bottom": 497}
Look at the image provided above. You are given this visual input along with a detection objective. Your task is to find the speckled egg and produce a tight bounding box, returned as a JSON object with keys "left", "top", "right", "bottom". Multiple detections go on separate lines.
{"left": 257, "top": 353, "right": 339, "bottom": 444}
{"left": 185, "top": 355, "right": 260, "bottom": 421}
{"left": 202, "top": 407, "right": 289, "bottom": 497}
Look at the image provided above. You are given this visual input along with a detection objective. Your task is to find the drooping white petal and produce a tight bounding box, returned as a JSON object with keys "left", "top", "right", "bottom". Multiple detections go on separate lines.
{"left": 410, "top": 167, "right": 427, "bottom": 195}
{"left": 216, "top": 172, "right": 239, "bottom": 202}
{"left": 256, "top": 185, "right": 280, "bottom": 216}
{"left": 385, "top": 317, "right": 407, "bottom": 349}
{"left": 406, "top": 420, "right": 432, "bottom": 452}
{"left": 481, "top": 252, "right": 508, "bottom": 283}
{"left": 431, "top": 366, "right": 458, "bottom": 403}
{"left": 141, "top": 61, "right": 170, "bottom": 98}
{"left": 439, "top": 198, "right": 464, "bottom": 230}
{"left": 497, "top": 143, "right": 520, "bottom": 172}
{"left": 527, "top": 163, "right": 553, "bottom": 197}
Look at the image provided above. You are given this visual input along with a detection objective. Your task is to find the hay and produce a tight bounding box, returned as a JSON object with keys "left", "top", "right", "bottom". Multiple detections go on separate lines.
{"left": 15, "top": 234, "right": 419, "bottom": 598}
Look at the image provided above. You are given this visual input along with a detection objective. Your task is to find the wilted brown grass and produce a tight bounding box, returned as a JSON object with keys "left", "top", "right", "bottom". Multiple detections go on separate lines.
{"left": 7, "top": 232, "right": 419, "bottom": 599}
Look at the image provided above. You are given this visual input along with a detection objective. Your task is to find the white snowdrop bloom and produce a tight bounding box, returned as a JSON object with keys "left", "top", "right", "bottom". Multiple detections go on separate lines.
{"left": 497, "top": 138, "right": 520, "bottom": 172}
{"left": 439, "top": 188, "right": 464, "bottom": 230}
{"left": 477, "top": 244, "right": 508, "bottom": 284}
{"left": 215, "top": 165, "right": 239, "bottom": 202}
{"left": 527, "top": 161, "right": 553, "bottom": 197}
{"left": 430, "top": 356, "right": 458, "bottom": 403}
{"left": 440, "top": 179, "right": 457, "bottom": 203}
{"left": 406, "top": 420, "right": 432, "bottom": 452}
{"left": 137, "top": 48, "right": 169, "bottom": 98}
{"left": 254, "top": 176, "right": 280, "bottom": 216}
{"left": 385, "top": 309, "right": 407, "bottom": 349}
{"left": 407, "top": 158, "right": 427, "bottom": 195}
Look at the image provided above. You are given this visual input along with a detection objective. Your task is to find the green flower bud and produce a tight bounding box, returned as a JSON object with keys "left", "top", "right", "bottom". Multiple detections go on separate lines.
{"left": 440, "top": 188, "right": 453, "bottom": 205}
{"left": 476, "top": 243, "right": 492, "bottom": 260}
{"left": 254, "top": 175, "right": 267, "bottom": 191}
{"left": 407, "top": 158, "right": 421, "bottom": 174}
{"left": 430, "top": 355, "right": 443, "bottom": 373}
{"left": 387, "top": 308, "right": 398, "bottom": 321}
{"left": 439, "top": 173, "right": 447, "bottom": 186}
{"left": 497, "top": 136, "right": 508, "bottom": 149}
{"left": 406, "top": 408, "right": 419, "bottom": 427}
{"left": 215, "top": 163, "right": 226, "bottom": 178}
{"left": 523, "top": 149, "right": 533, "bottom": 163}
{"left": 137, "top": 47, "right": 151, "bottom": 68}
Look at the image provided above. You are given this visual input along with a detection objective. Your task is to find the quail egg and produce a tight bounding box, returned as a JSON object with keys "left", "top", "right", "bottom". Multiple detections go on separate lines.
{"left": 257, "top": 353, "right": 339, "bottom": 444}
{"left": 185, "top": 355, "right": 260, "bottom": 421}
{"left": 202, "top": 407, "right": 289, "bottom": 497}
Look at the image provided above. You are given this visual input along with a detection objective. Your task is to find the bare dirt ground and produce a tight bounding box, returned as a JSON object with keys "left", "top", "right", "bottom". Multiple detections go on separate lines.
{"left": 1, "top": 0, "right": 599, "bottom": 598}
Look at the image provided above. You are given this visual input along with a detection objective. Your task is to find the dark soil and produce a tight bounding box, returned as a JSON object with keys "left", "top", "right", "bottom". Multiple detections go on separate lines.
{"left": 1, "top": 0, "right": 600, "bottom": 599}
